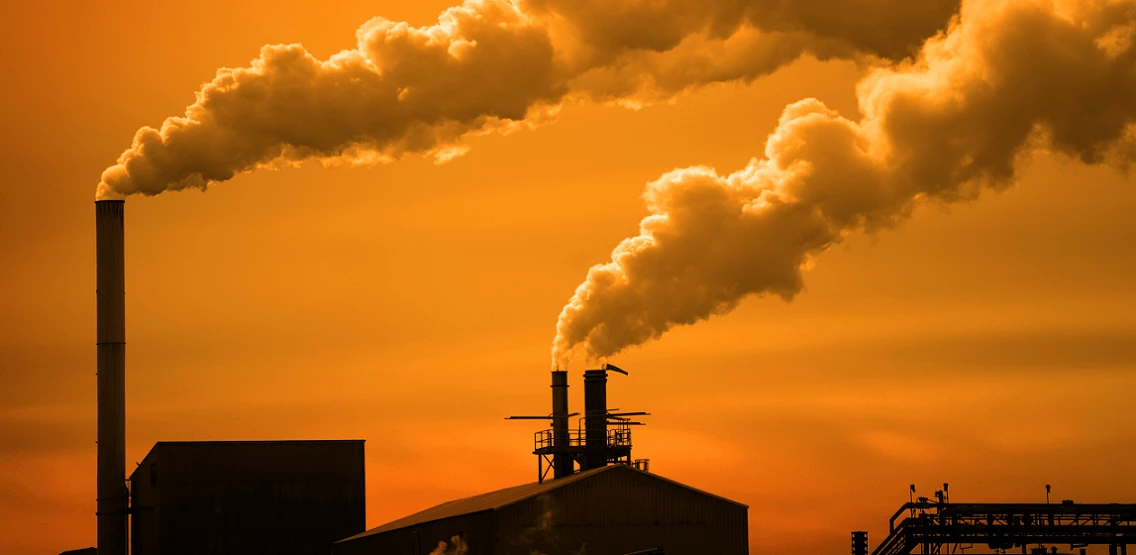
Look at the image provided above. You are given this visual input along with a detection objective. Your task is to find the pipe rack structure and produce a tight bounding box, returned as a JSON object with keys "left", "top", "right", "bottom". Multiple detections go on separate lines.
{"left": 870, "top": 501, "right": 1136, "bottom": 555}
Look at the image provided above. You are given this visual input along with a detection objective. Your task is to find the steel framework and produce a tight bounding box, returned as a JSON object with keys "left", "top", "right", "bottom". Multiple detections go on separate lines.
{"left": 871, "top": 501, "right": 1136, "bottom": 555}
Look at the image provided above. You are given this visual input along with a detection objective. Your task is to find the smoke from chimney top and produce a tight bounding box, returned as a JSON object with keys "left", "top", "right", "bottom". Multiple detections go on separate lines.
{"left": 551, "top": 0, "right": 1136, "bottom": 368}
{"left": 95, "top": 0, "right": 958, "bottom": 199}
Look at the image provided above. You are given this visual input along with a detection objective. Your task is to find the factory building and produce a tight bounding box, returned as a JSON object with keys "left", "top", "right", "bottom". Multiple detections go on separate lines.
{"left": 334, "top": 367, "right": 749, "bottom": 555}
{"left": 334, "top": 464, "right": 748, "bottom": 555}
{"left": 129, "top": 440, "right": 366, "bottom": 555}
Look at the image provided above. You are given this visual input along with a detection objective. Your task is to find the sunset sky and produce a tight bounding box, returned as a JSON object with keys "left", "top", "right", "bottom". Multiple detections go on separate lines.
{"left": 2, "top": 1, "right": 1136, "bottom": 554}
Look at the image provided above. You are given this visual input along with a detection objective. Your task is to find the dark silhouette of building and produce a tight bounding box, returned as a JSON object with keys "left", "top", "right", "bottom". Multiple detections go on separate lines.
{"left": 333, "top": 464, "right": 748, "bottom": 555}
{"left": 336, "top": 368, "right": 748, "bottom": 555}
{"left": 130, "top": 440, "right": 366, "bottom": 555}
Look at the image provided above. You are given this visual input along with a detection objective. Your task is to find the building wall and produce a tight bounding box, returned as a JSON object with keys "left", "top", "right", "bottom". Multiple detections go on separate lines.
{"left": 497, "top": 467, "right": 748, "bottom": 555}
{"left": 130, "top": 456, "right": 160, "bottom": 555}
{"left": 130, "top": 440, "right": 366, "bottom": 555}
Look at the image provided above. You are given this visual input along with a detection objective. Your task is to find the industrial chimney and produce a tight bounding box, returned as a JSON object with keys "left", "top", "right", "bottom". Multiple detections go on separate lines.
{"left": 96, "top": 200, "right": 128, "bottom": 555}
{"left": 551, "top": 370, "right": 572, "bottom": 478}
{"left": 511, "top": 364, "right": 645, "bottom": 481}
{"left": 583, "top": 369, "right": 608, "bottom": 470}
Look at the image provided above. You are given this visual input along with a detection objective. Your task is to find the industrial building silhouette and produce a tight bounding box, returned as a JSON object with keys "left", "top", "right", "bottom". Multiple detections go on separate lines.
{"left": 129, "top": 440, "right": 365, "bottom": 555}
{"left": 334, "top": 366, "right": 749, "bottom": 555}
{"left": 89, "top": 201, "right": 749, "bottom": 554}
{"left": 85, "top": 200, "right": 1136, "bottom": 555}
{"left": 334, "top": 464, "right": 748, "bottom": 555}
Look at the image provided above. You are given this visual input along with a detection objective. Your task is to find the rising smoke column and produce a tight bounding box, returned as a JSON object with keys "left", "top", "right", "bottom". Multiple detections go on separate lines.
{"left": 552, "top": 0, "right": 1136, "bottom": 367}
{"left": 95, "top": 0, "right": 958, "bottom": 199}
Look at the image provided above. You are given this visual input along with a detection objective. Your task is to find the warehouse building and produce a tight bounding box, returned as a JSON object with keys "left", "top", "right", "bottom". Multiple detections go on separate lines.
{"left": 129, "top": 440, "right": 366, "bottom": 555}
{"left": 335, "top": 368, "right": 748, "bottom": 555}
{"left": 334, "top": 463, "right": 748, "bottom": 555}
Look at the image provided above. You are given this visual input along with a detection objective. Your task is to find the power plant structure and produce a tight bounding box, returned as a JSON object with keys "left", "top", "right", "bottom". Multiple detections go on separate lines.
{"left": 87, "top": 200, "right": 1136, "bottom": 555}
{"left": 87, "top": 200, "right": 748, "bottom": 555}
{"left": 333, "top": 367, "right": 750, "bottom": 555}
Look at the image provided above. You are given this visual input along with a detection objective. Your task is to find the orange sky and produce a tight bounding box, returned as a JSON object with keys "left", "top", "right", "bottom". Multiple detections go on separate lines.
{"left": 2, "top": 1, "right": 1136, "bottom": 554}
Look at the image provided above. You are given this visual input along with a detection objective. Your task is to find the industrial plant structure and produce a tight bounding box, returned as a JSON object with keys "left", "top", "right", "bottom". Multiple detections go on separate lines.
{"left": 333, "top": 464, "right": 748, "bottom": 555}
{"left": 90, "top": 199, "right": 1136, "bottom": 555}
{"left": 333, "top": 367, "right": 750, "bottom": 555}
{"left": 90, "top": 200, "right": 749, "bottom": 555}
{"left": 855, "top": 495, "right": 1136, "bottom": 555}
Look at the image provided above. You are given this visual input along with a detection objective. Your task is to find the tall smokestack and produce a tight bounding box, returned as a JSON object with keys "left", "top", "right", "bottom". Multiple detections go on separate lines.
{"left": 550, "top": 370, "right": 571, "bottom": 478}
{"left": 96, "top": 200, "right": 127, "bottom": 555}
{"left": 583, "top": 369, "right": 607, "bottom": 470}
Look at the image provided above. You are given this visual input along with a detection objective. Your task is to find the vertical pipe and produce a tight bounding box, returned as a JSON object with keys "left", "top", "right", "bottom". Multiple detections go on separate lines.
{"left": 96, "top": 200, "right": 128, "bottom": 555}
{"left": 583, "top": 369, "right": 607, "bottom": 470}
{"left": 550, "top": 371, "right": 571, "bottom": 478}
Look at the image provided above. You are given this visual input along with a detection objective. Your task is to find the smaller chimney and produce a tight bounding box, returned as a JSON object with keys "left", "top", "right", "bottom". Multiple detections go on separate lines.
{"left": 583, "top": 369, "right": 608, "bottom": 470}
{"left": 551, "top": 371, "right": 572, "bottom": 478}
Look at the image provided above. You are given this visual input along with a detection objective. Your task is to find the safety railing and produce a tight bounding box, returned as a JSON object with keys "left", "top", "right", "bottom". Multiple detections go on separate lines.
{"left": 533, "top": 424, "right": 634, "bottom": 451}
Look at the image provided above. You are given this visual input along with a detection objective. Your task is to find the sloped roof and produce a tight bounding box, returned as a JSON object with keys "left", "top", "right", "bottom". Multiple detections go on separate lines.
{"left": 340, "top": 464, "right": 746, "bottom": 543}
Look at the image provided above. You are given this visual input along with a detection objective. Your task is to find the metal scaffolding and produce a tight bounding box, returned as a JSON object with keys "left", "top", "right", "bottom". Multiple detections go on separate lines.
{"left": 870, "top": 501, "right": 1136, "bottom": 555}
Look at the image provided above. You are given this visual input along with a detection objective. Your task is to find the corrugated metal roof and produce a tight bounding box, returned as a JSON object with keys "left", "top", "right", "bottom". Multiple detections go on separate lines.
{"left": 341, "top": 464, "right": 746, "bottom": 543}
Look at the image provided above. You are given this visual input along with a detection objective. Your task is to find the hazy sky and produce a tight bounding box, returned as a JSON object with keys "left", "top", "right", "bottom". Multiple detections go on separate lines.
{"left": 1, "top": 1, "right": 1135, "bottom": 554}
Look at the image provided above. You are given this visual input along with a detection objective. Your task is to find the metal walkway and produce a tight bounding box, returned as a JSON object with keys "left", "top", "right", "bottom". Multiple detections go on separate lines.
{"left": 871, "top": 501, "right": 1136, "bottom": 555}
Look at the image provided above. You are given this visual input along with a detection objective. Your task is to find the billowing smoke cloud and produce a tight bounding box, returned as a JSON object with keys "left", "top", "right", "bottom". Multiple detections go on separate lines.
{"left": 552, "top": 0, "right": 1136, "bottom": 367}
{"left": 95, "top": 0, "right": 958, "bottom": 199}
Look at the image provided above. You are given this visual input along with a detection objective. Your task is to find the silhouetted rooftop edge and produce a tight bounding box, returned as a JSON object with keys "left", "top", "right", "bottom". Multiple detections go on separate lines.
{"left": 340, "top": 464, "right": 747, "bottom": 543}
{"left": 127, "top": 440, "right": 365, "bottom": 481}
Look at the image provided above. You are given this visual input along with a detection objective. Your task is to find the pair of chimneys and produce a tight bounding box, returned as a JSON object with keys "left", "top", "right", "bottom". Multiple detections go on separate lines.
{"left": 512, "top": 364, "right": 645, "bottom": 482}
{"left": 547, "top": 368, "right": 615, "bottom": 477}
{"left": 546, "top": 364, "right": 642, "bottom": 479}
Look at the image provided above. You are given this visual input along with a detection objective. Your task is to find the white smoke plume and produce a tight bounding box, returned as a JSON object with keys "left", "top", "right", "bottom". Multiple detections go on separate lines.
{"left": 95, "top": 0, "right": 958, "bottom": 199}
{"left": 552, "top": 0, "right": 1136, "bottom": 368}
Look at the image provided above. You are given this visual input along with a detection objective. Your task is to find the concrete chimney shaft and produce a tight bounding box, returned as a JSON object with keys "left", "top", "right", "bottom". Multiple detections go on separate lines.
{"left": 96, "top": 200, "right": 128, "bottom": 555}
